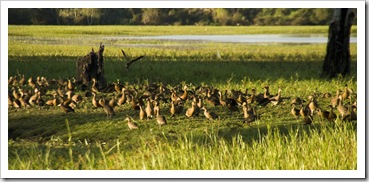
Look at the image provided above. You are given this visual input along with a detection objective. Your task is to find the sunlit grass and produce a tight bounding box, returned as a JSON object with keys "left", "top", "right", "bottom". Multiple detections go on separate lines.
{"left": 8, "top": 120, "right": 356, "bottom": 170}
{"left": 8, "top": 25, "right": 357, "bottom": 38}
{"left": 8, "top": 25, "right": 357, "bottom": 170}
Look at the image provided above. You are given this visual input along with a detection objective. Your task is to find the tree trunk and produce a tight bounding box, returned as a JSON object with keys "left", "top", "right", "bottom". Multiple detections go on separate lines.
{"left": 76, "top": 43, "right": 107, "bottom": 91}
{"left": 322, "top": 8, "right": 356, "bottom": 78}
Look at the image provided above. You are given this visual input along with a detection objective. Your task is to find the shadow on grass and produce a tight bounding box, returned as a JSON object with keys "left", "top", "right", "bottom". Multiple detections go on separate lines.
{"left": 8, "top": 107, "right": 133, "bottom": 142}
{"left": 9, "top": 56, "right": 357, "bottom": 85}
{"left": 8, "top": 56, "right": 358, "bottom": 158}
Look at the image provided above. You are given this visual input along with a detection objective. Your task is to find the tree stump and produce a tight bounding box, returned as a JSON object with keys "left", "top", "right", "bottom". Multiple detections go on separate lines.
{"left": 76, "top": 43, "right": 107, "bottom": 90}
{"left": 322, "top": 8, "right": 356, "bottom": 78}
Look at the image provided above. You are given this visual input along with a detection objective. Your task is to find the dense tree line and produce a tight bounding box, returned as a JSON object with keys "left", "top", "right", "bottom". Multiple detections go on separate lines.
{"left": 8, "top": 8, "right": 356, "bottom": 26}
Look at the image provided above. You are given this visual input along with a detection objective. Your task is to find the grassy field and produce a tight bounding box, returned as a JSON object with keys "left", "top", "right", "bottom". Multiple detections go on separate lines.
{"left": 8, "top": 25, "right": 357, "bottom": 37}
{"left": 7, "top": 25, "right": 357, "bottom": 171}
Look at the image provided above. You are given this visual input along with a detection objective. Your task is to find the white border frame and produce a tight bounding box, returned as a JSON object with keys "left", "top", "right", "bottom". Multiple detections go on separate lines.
{"left": 1, "top": 1, "right": 365, "bottom": 179}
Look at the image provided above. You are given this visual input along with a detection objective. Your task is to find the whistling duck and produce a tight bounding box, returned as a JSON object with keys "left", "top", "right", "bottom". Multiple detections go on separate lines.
{"left": 92, "top": 92, "right": 102, "bottom": 108}
{"left": 114, "top": 80, "right": 122, "bottom": 93}
{"left": 156, "top": 107, "right": 167, "bottom": 126}
{"left": 153, "top": 100, "right": 160, "bottom": 116}
{"left": 101, "top": 98, "right": 115, "bottom": 119}
{"left": 117, "top": 87, "right": 127, "bottom": 106}
{"left": 342, "top": 84, "right": 352, "bottom": 100}
{"left": 67, "top": 78, "right": 74, "bottom": 91}
{"left": 138, "top": 103, "right": 147, "bottom": 120}
{"left": 145, "top": 98, "right": 154, "bottom": 119}
{"left": 316, "top": 108, "right": 329, "bottom": 121}
{"left": 237, "top": 93, "right": 247, "bottom": 105}
{"left": 121, "top": 49, "right": 144, "bottom": 70}
{"left": 57, "top": 86, "right": 65, "bottom": 98}
{"left": 301, "top": 105, "right": 313, "bottom": 125}
{"left": 202, "top": 106, "right": 218, "bottom": 121}
{"left": 195, "top": 97, "right": 203, "bottom": 109}
{"left": 205, "top": 93, "right": 220, "bottom": 107}
{"left": 109, "top": 97, "right": 117, "bottom": 108}
{"left": 170, "top": 101, "right": 184, "bottom": 117}
{"left": 256, "top": 86, "right": 271, "bottom": 106}
{"left": 8, "top": 76, "right": 14, "bottom": 85}
{"left": 246, "top": 89, "right": 256, "bottom": 104}
{"left": 12, "top": 88, "right": 21, "bottom": 100}
{"left": 72, "top": 94, "right": 83, "bottom": 104}
{"left": 185, "top": 101, "right": 197, "bottom": 118}
{"left": 19, "top": 74, "right": 25, "bottom": 85}
{"left": 19, "top": 96, "right": 31, "bottom": 108}
{"left": 65, "top": 90, "right": 74, "bottom": 100}
{"left": 331, "top": 90, "right": 341, "bottom": 108}
{"left": 179, "top": 85, "right": 188, "bottom": 101}
{"left": 8, "top": 96, "right": 13, "bottom": 107}
{"left": 28, "top": 90, "right": 39, "bottom": 107}
{"left": 28, "top": 76, "right": 36, "bottom": 89}
{"left": 242, "top": 102, "right": 257, "bottom": 125}
{"left": 269, "top": 88, "right": 282, "bottom": 106}
{"left": 125, "top": 116, "right": 139, "bottom": 130}
{"left": 36, "top": 92, "right": 45, "bottom": 110}
{"left": 299, "top": 104, "right": 309, "bottom": 118}
{"left": 52, "top": 94, "right": 61, "bottom": 107}
{"left": 58, "top": 103, "right": 75, "bottom": 113}
{"left": 219, "top": 90, "right": 239, "bottom": 114}
{"left": 337, "top": 95, "right": 349, "bottom": 119}
{"left": 308, "top": 97, "right": 319, "bottom": 116}
{"left": 291, "top": 103, "right": 300, "bottom": 119}
{"left": 91, "top": 78, "right": 99, "bottom": 93}
{"left": 12, "top": 99, "right": 21, "bottom": 110}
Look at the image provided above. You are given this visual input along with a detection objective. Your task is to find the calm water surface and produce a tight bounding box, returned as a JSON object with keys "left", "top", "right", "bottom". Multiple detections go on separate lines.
{"left": 109, "top": 34, "right": 357, "bottom": 44}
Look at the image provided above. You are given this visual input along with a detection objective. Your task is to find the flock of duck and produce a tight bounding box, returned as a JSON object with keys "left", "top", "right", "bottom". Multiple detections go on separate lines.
{"left": 8, "top": 74, "right": 357, "bottom": 130}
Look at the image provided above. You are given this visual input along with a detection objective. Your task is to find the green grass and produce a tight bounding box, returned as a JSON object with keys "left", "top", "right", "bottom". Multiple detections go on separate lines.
{"left": 9, "top": 121, "right": 356, "bottom": 170}
{"left": 8, "top": 25, "right": 357, "bottom": 38}
{"left": 7, "top": 25, "right": 357, "bottom": 170}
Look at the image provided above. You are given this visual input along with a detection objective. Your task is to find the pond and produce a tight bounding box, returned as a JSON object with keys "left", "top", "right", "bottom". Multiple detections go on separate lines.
{"left": 106, "top": 34, "right": 357, "bottom": 44}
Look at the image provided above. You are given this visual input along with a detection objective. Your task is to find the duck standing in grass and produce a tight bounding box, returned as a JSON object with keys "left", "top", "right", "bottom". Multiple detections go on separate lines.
{"left": 185, "top": 101, "right": 197, "bottom": 118}
{"left": 256, "top": 86, "right": 271, "bottom": 106}
{"left": 92, "top": 92, "right": 101, "bottom": 108}
{"left": 308, "top": 96, "right": 319, "bottom": 116}
{"left": 317, "top": 105, "right": 337, "bottom": 122}
{"left": 242, "top": 101, "right": 257, "bottom": 126}
{"left": 100, "top": 98, "right": 115, "bottom": 119}
{"left": 316, "top": 108, "right": 329, "bottom": 121}
{"left": 291, "top": 103, "right": 300, "bottom": 119}
{"left": 201, "top": 106, "right": 218, "bottom": 121}
{"left": 337, "top": 95, "right": 349, "bottom": 119}
{"left": 156, "top": 107, "right": 167, "bottom": 126}
{"left": 269, "top": 88, "right": 282, "bottom": 106}
{"left": 170, "top": 101, "right": 184, "bottom": 117}
{"left": 331, "top": 90, "right": 341, "bottom": 108}
{"left": 219, "top": 90, "right": 238, "bottom": 115}
{"left": 138, "top": 102, "right": 147, "bottom": 120}
{"left": 341, "top": 84, "right": 353, "bottom": 101}
{"left": 58, "top": 103, "right": 75, "bottom": 113}
{"left": 125, "top": 116, "right": 139, "bottom": 130}
{"left": 145, "top": 98, "right": 154, "bottom": 119}
{"left": 117, "top": 87, "right": 127, "bottom": 106}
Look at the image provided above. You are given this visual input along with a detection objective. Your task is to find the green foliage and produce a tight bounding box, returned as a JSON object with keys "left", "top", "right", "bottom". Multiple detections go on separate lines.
{"left": 8, "top": 8, "right": 357, "bottom": 26}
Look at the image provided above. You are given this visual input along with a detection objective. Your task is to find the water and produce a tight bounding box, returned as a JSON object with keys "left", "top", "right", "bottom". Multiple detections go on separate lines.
{"left": 108, "top": 34, "right": 357, "bottom": 44}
